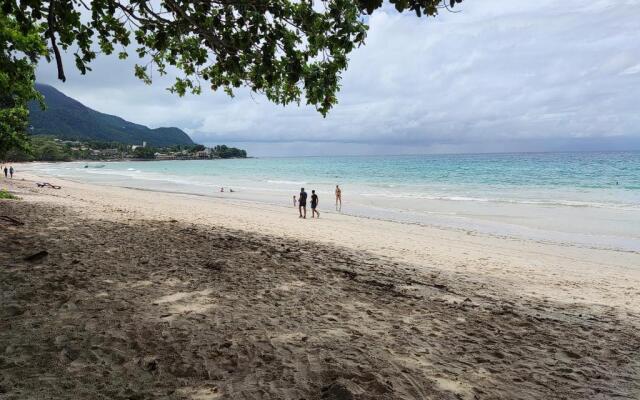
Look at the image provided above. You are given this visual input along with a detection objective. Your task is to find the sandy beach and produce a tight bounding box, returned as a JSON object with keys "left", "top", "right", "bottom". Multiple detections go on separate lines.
{"left": 1, "top": 173, "right": 639, "bottom": 399}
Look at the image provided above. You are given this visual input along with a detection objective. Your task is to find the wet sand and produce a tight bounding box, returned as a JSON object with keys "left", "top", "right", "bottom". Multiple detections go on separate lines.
{"left": 1, "top": 176, "right": 639, "bottom": 399}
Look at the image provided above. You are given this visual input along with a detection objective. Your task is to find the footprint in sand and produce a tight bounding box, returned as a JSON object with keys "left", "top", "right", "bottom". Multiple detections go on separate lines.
{"left": 176, "top": 386, "right": 221, "bottom": 400}
{"left": 434, "top": 377, "right": 474, "bottom": 400}
{"left": 153, "top": 289, "right": 215, "bottom": 319}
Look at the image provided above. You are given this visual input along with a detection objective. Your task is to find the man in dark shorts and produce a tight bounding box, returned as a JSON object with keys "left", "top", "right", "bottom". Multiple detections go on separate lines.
{"left": 311, "top": 190, "right": 320, "bottom": 218}
{"left": 298, "top": 188, "right": 307, "bottom": 219}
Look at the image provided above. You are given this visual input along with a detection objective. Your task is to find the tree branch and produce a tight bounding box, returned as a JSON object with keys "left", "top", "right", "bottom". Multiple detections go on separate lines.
{"left": 47, "top": 0, "right": 66, "bottom": 82}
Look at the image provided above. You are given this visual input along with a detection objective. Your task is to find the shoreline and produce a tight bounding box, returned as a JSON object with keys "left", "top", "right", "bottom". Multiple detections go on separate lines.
{"left": 37, "top": 181, "right": 640, "bottom": 255}
{"left": 14, "top": 161, "right": 640, "bottom": 253}
{"left": 7, "top": 156, "right": 252, "bottom": 163}
{"left": 5, "top": 171, "right": 640, "bottom": 313}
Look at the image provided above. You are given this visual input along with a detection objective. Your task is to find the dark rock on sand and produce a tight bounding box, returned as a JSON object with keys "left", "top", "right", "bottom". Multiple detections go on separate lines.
{"left": 205, "top": 260, "right": 226, "bottom": 270}
{"left": 140, "top": 356, "right": 158, "bottom": 372}
{"left": 321, "top": 382, "right": 355, "bottom": 400}
{"left": 23, "top": 250, "right": 48, "bottom": 262}
{"left": 3, "top": 304, "right": 23, "bottom": 317}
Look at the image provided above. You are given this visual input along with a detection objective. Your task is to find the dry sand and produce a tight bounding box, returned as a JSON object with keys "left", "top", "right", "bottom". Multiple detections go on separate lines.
{"left": 1, "top": 174, "right": 639, "bottom": 399}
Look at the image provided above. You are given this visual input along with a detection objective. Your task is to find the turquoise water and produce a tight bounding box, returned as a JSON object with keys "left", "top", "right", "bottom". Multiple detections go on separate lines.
{"left": 22, "top": 151, "right": 640, "bottom": 251}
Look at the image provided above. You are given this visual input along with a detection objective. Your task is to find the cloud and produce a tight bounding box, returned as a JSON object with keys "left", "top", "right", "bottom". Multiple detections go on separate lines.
{"left": 36, "top": 0, "right": 640, "bottom": 155}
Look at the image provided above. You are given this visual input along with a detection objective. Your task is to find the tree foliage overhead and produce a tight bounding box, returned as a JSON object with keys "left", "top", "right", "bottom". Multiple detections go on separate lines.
{"left": 3, "top": 0, "right": 462, "bottom": 117}
{"left": 1, "top": 0, "right": 462, "bottom": 157}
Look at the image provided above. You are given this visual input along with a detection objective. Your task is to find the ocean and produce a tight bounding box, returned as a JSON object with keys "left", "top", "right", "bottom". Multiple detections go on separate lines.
{"left": 21, "top": 151, "right": 640, "bottom": 252}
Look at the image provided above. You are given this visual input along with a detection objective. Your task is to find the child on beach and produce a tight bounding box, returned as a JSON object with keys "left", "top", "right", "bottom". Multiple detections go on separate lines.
{"left": 293, "top": 195, "right": 297, "bottom": 207}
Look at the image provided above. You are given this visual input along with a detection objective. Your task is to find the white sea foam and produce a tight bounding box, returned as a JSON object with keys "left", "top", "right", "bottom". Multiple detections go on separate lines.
{"left": 358, "top": 192, "right": 639, "bottom": 210}
{"left": 267, "top": 180, "right": 307, "bottom": 185}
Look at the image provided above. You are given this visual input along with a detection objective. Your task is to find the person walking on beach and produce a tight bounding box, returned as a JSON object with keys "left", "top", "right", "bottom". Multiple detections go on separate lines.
{"left": 298, "top": 188, "right": 307, "bottom": 219}
{"left": 9, "top": 166, "right": 13, "bottom": 179}
{"left": 293, "top": 195, "right": 297, "bottom": 207}
{"left": 335, "top": 184, "right": 342, "bottom": 211}
{"left": 311, "top": 190, "right": 320, "bottom": 218}
{"left": 3, "top": 166, "right": 7, "bottom": 178}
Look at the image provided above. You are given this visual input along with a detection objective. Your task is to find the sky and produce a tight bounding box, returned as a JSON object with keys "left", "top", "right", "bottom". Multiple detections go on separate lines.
{"left": 36, "top": 0, "right": 640, "bottom": 156}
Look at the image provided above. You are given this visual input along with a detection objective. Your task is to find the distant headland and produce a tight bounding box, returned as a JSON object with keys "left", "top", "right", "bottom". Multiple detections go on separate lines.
{"left": 5, "top": 137, "right": 247, "bottom": 162}
{"left": 28, "top": 84, "right": 194, "bottom": 147}
{"left": 13, "top": 83, "right": 246, "bottom": 162}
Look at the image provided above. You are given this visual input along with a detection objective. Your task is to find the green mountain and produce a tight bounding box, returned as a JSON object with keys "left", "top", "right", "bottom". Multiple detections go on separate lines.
{"left": 28, "top": 83, "right": 194, "bottom": 147}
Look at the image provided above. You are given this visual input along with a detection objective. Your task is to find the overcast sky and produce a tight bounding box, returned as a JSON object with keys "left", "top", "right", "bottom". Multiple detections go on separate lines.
{"left": 36, "top": 0, "right": 640, "bottom": 156}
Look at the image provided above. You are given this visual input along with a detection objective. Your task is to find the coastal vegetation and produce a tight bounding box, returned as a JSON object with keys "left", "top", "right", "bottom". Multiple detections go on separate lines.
{"left": 0, "top": 12, "right": 46, "bottom": 159}
{"left": 0, "top": 189, "right": 18, "bottom": 199}
{"left": 212, "top": 145, "right": 247, "bottom": 159}
{"left": 3, "top": 136, "right": 247, "bottom": 162}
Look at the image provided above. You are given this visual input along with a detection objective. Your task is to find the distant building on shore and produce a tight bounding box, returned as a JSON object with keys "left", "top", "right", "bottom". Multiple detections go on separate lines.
{"left": 154, "top": 153, "right": 176, "bottom": 160}
{"left": 90, "top": 148, "right": 120, "bottom": 159}
{"left": 195, "top": 148, "right": 213, "bottom": 159}
{"left": 131, "top": 141, "right": 147, "bottom": 151}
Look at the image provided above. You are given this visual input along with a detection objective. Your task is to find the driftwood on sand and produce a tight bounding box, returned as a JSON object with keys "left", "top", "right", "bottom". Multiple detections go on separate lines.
{"left": 0, "top": 215, "right": 24, "bottom": 226}
{"left": 36, "top": 182, "right": 62, "bottom": 189}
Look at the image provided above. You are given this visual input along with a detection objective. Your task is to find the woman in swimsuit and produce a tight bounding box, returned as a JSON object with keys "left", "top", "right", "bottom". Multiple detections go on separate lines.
{"left": 335, "top": 185, "right": 342, "bottom": 211}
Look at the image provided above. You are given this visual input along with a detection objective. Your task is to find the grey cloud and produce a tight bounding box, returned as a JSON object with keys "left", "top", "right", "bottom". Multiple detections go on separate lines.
{"left": 36, "top": 0, "right": 640, "bottom": 155}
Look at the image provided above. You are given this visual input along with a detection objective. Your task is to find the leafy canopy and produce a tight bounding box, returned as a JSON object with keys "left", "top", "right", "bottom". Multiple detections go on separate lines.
{"left": 1, "top": 0, "right": 462, "bottom": 156}
{"left": 3, "top": 0, "right": 462, "bottom": 116}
